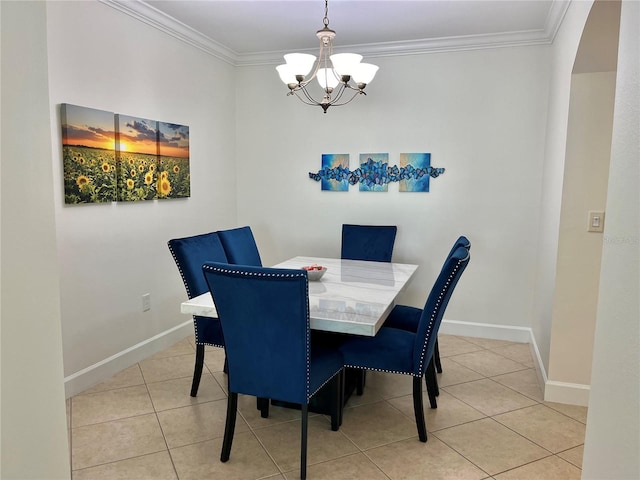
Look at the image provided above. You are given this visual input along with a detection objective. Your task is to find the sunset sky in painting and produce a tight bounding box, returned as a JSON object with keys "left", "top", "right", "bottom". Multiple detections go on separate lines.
{"left": 61, "top": 104, "right": 115, "bottom": 151}
{"left": 61, "top": 104, "right": 189, "bottom": 158}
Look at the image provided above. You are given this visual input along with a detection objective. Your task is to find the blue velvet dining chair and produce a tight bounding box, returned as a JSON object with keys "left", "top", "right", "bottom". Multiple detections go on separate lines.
{"left": 341, "top": 224, "right": 398, "bottom": 262}
{"left": 168, "top": 231, "right": 229, "bottom": 397}
{"left": 340, "top": 224, "right": 398, "bottom": 394}
{"left": 384, "top": 236, "right": 471, "bottom": 375}
{"left": 339, "top": 246, "right": 470, "bottom": 442}
{"left": 202, "top": 262, "right": 343, "bottom": 480}
{"left": 217, "top": 226, "right": 263, "bottom": 266}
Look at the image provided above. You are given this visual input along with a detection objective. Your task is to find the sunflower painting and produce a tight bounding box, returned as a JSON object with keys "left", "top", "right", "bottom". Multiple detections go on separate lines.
{"left": 115, "top": 114, "right": 160, "bottom": 202}
{"left": 61, "top": 104, "right": 117, "bottom": 204}
{"left": 61, "top": 104, "right": 191, "bottom": 204}
{"left": 157, "top": 122, "right": 190, "bottom": 199}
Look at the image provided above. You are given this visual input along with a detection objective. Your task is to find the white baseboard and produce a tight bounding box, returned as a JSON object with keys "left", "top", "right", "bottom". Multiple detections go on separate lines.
{"left": 441, "top": 319, "right": 590, "bottom": 407}
{"left": 544, "top": 380, "right": 590, "bottom": 406}
{"left": 64, "top": 320, "right": 193, "bottom": 398}
{"left": 440, "top": 319, "right": 532, "bottom": 343}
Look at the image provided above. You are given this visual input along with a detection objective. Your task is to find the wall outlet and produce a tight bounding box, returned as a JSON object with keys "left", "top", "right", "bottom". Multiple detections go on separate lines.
{"left": 588, "top": 211, "right": 605, "bottom": 233}
{"left": 142, "top": 293, "right": 151, "bottom": 312}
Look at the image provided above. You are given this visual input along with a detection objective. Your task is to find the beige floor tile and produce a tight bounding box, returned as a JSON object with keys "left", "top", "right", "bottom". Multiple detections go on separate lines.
{"left": 147, "top": 373, "right": 226, "bottom": 412}
{"left": 544, "top": 401, "right": 588, "bottom": 424}
{"left": 438, "top": 335, "right": 486, "bottom": 356}
{"left": 253, "top": 415, "right": 358, "bottom": 472}
{"left": 491, "top": 369, "right": 544, "bottom": 402}
{"left": 72, "top": 413, "right": 166, "bottom": 470}
{"left": 140, "top": 353, "right": 196, "bottom": 384}
{"left": 493, "top": 455, "right": 581, "bottom": 479}
{"left": 212, "top": 370, "right": 229, "bottom": 394}
{"left": 434, "top": 418, "right": 549, "bottom": 476}
{"left": 366, "top": 436, "right": 489, "bottom": 480}
{"left": 340, "top": 401, "right": 418, "bottom": 450}
{"left": 292, "top": 453, "right": 388, "bottom": 480}
{"left": 157, "top": 398, "right": 249, "bottom": 448}
{"left": 72, "top": 451, "right": 177, "bottom": 480}
{"left": 494, "top": 405, "right": 586, "bottom": 453}
{"left": 437, "top": 357, "right": 485, "bottom": 387}
{"left": 82, "top": 364, "right": 145, "bottom": 394}
{"left": 203, "top": 346, "right": 227, "bottom": 373}
{"left": 170, "top": 432, "right": 280, "bottom": 480}
{"left": 388, "top": 390, "right": 486, "bottom": 432}
{"left": 448, "top": 350, "right": 528, "bottom": 377}
{"left": 460, "top": 337, "right": 516, "bottom": 350}
{"left": 557, "top": 444, "right": 584, "bottom": 468}
{"left": 444, "top": 379, "right": 537, "bottom": 416}
{"left": 489, "top": 343, "right": 534, "bottom": 367}
{"left": 71, "top": 385, "right": 154, "bottom": 427}
{"left": 148, "top": 338, "right": 195, "bottom": 360}
{"left": 360, "top": 370, "right": 415, "bottom": 400}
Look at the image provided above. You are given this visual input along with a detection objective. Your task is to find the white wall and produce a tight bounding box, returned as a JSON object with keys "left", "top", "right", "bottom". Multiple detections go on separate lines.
{"left": 549, "top": 71, "right": 615, "bottom": 387}
{"left": 1, "top": 2, "right": 70, "bottom": 477}
{"left": 45, "top": 1, "right": 238, "bottom": 394}
{"left": 236, "top": 46, "right": 550, "bottom": 332}
{"left": 531, "top": 0, "right": 593, "bottom": 377}
{"left": 582, "top": 0, "right": 639, "bottom": 477}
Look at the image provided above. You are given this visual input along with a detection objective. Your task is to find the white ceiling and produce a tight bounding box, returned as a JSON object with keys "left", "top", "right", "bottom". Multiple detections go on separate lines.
{"left": 104, "top": 0, "right": 570, "bottom": 65}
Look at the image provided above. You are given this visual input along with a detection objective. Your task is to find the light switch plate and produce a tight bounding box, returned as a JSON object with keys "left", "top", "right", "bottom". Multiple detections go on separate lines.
{"left": 588, "top": 211, "right": 605, "bottom": 233}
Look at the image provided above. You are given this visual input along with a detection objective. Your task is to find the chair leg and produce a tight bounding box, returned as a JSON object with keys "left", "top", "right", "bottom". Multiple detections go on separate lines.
{"left": 434, "top": 338, "right": 443, "bottom": 373}
{"left": 220, "top": 392, "right": 238, "bottom": 462}
{"left": 330, "top": 371, "right": 341, "bottom": 431}
{"left": 190, "top": 344, "right": 205, "bottom": 397}
{"left": 413, "top": 376, "right": 428, "bottom": 442}
{"left": 425, "top": 357, "right": 438, "bottom": 409}
{"left": 223, "top": 355, "right": 229, "bottom": 374}
{"left": 257, "top": 397, "right": 270, "bottom": 418}
{"left": 356, "top": 369, "right": 366, "bottom": 395}
{"left": 301, "top": 404, "right": 308, "bottom": 480}
{"left": 339, "top": 369, "right": 345, "bottom": 426}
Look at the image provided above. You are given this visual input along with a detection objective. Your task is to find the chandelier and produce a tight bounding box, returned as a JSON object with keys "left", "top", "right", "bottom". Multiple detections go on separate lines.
{"left": 276, "top": 0, "right": 379, "bottom": 113}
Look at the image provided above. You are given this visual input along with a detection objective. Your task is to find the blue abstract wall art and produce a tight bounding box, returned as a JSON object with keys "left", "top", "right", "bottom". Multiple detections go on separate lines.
{"left": 321, "top": 153, "right": 349, "bottom": 191}
{"left": 358, "top": 153, "right": 388, "bottom": 192}
{"left": 309, "top": 152, "right": 445, "bottom": 191}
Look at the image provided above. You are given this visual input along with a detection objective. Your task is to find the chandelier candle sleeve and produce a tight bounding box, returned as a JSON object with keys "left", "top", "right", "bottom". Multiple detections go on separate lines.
{"left": 275, "top": 0, "right": 379, "bottom": 113}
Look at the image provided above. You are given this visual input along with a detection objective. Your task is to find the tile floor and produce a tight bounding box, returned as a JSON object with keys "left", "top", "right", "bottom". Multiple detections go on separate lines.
{"left": 68, "top": 334, "right": 587, "bottom": 479}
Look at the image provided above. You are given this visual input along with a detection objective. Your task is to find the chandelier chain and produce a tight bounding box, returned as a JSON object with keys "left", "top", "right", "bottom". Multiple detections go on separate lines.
{"left": 323, "top": 0, "right": 330, "bottom": 27}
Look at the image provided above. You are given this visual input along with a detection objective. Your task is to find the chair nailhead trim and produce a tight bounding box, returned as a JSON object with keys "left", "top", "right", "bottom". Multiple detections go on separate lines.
{"left": 416, "top": 258, "right": 465, "bottom": 375}
{"left": 344, "top": 364, "right": 419, "bottom": 377}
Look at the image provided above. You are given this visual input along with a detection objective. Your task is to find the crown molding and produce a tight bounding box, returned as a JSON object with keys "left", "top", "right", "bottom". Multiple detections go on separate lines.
{"left": 101, "top": 0, "right": 571, "bottom": 67}
{"left": 99, "top": 0, "right": 239, "bottom": 65}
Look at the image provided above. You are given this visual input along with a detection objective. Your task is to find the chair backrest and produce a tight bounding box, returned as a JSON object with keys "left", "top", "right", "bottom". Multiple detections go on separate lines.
{"left": 413, "top": 246, "right": 470, "bottom": 375}
{"left": 168, "top": 232, "right": 229, "bottom": 299}
{"left": 217, "top": 226, "right": 263, "bottom": 266}
{"left": 202, "top": 262, "right": 311, "bottom": 404}
{"left": 445, "top": 235, "right": 471, "bottom": 261}
{"left": 341, "top": 224, "right": 398, "bottom": 262}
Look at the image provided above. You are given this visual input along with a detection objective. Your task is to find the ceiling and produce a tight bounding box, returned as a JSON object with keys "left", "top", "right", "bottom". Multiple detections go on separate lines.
{"left": 105, "top": 0, "right": 570, "bottom": 65}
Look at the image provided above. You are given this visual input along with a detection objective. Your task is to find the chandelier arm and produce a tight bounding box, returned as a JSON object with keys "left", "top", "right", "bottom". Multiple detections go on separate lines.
{"left": 299, "top": 85, "right": 323, "bottom": 106}
{"left": 290, "top": 90, "right": 322, "bottom": 107}
{"left": 323, "top": 89, "right": 364, "bottom": 108}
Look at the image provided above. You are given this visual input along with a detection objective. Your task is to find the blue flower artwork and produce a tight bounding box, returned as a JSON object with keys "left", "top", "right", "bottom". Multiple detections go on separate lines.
{"left": 399, "top": 153, "right": 431, "bottom": 192}
{"left": 308, "top": 152, "right": 445, "bottom": 191}
{"left": 359, "top": 153, "right": 389, "bottom": 192}
{"left": 320, "top": 153, "right": 349, "bottom": 191}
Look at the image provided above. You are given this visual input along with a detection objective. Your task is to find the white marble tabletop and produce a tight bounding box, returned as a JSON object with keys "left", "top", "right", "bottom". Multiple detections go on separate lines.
{"left": 181, "top": 256, "right": 418, "bottom": 336}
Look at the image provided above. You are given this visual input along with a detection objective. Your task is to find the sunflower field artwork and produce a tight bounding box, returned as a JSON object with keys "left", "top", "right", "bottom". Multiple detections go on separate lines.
{"left": 158, "top": 122, "right": 190, "bottom": 199}
{"left": 61, "top": 104, "right": 190, "bottom": 204}
{"left": 61, "top": 104, "right": 117, "bottom": 204}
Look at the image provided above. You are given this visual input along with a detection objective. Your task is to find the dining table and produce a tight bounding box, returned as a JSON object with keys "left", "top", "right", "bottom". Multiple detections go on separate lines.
{"left": 181, "top": 255, "right": 419, "bottom": 337}
{"left": 180, "top": 255, "right": 418, "bottom": 415}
